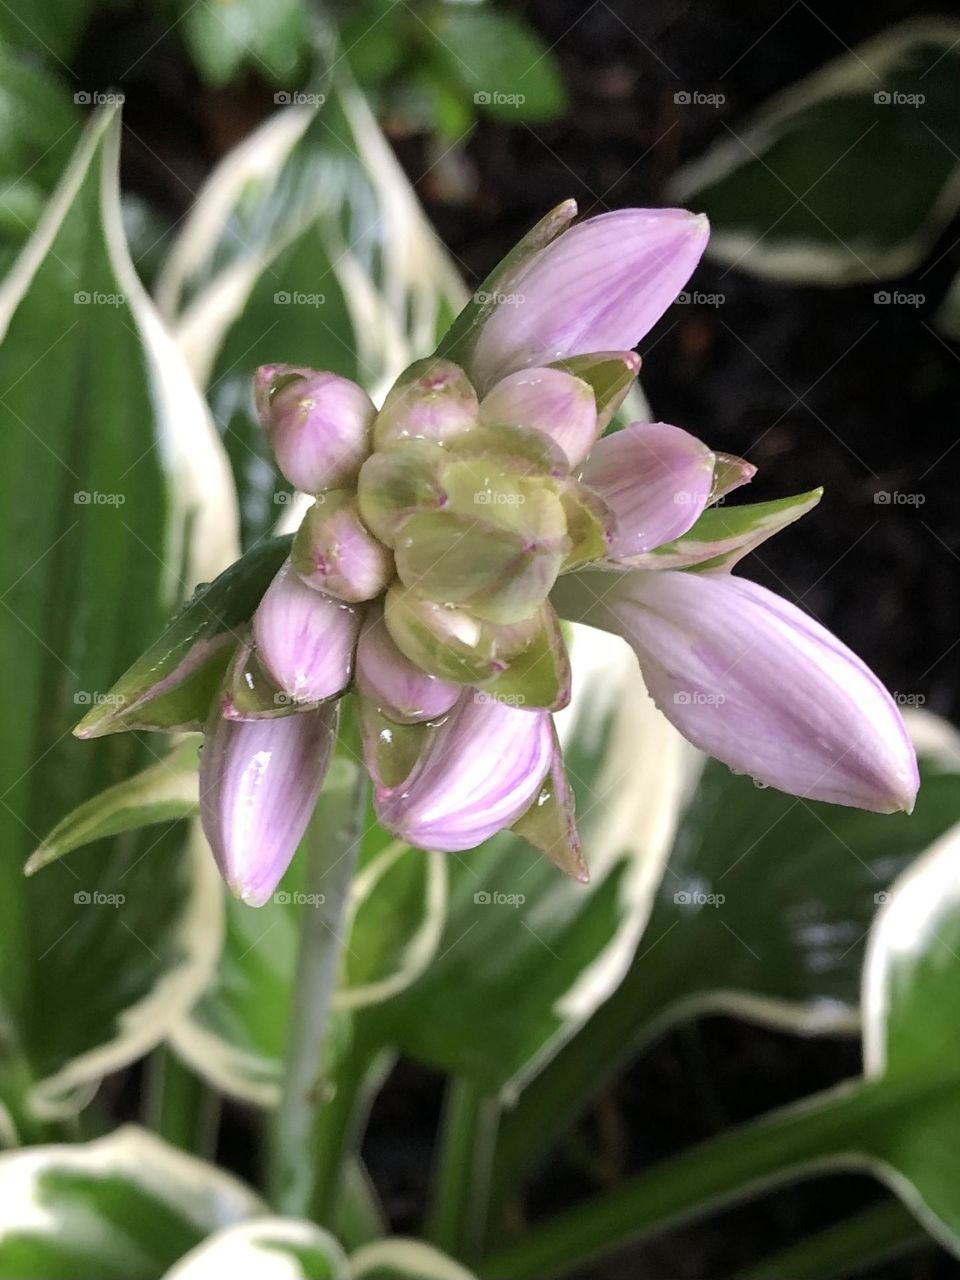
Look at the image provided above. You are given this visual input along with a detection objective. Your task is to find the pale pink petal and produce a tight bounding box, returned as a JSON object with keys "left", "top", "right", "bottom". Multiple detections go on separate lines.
{"left": 579, "top": 422, "right": 715, "bottom": 558}
{"left": 559, "top": 568, "right": 918, "bottom": 813}
{"left": 479, "top": 367, "right": 598, "bottom": 465}
{"left": 200, "top": 704, "right": 338, "bottom": 905}
{"left": 356, "top": 606, "right": 461, "bottom": 723}
{"left": 253, "top": 561, "right": 361, "bottom": 703}
{"left": 470, "top": 208, "right": 709, "bottom": 390}
{"left": 375, "top": 693, "right": 554, "bottom": 851}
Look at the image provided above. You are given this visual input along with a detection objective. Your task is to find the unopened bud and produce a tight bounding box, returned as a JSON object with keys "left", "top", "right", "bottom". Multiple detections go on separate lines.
{"left": 291, "top": 493, "right": 393, "bottom": 603}
{"left": 373, "top": 359, "right": 479, "bottom": 449}
{"left": 254, "top": 364, "right": 376, "bottom": 494}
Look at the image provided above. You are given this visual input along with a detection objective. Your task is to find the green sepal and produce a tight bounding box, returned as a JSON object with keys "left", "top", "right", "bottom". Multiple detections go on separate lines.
{"left": 25, "top": 739, "right": 201, "bottom": 875}
{"left": 394, "top": 509, "right": 564, "bottom": 625}
{"left": 73, "top": 537, "right": 292, "bottom": 738}
{"left": 477, "top": 604, "right": 571, "bottom": 711}
{"left": 222, "top": 629, "right": 310, "bottom": 721}
{"left": 436, "top": 199, "right": 578, "bottom": 369}
{"left": 443, "top": 421, "right": 570, "bottom": 478}
{"left": 632, "top": 489, "right": 823, "bottom": 572}
{"left": 359, "top": 695, "right": 440, "bottom": 790}
{"left": 513, "top": 723, "right": 588, "bottom": 883}
{"left": 709, "top": 451, "right": 757, "bottom": 503}
{"left": 550, "top": 350, "right": 641, "bottom": 430}
{"left": 558, "top": 479, "right": 615, "bottom": 569}
{"left": 356, "top": 443, "right": 448, "bottom": 547}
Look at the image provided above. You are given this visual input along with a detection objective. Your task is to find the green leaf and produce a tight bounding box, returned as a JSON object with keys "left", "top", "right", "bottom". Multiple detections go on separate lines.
{"left": 359, "top": 624, "right": 697, "bottom": 1099}
{"left": 0, "top": 107, "right": 233, "bottom": 1122}
{"left": 350, "top": 1239, "right": 477, "bottom": 1280}
{"left": 670, "top": 19, "right": 960, "bottom": 283}
{"left": 25, "top": 740, "right": 201, "bottom": 875}
{"left": 0, "top": 41, "right": 80, "bottom": 274}
{"left": 159, "top": 79, "right": 465, "bottom": 544}
{"left": 73, "top": 537, "right": 291, "bottom": 738}
{"left": 0, "top": 0, "right": 92, "bottom": 62}
{"left": 493, "top": 714, "right": 960, "bottom": 1195}
{"left": 426, "top": 7, "right": 567, "bottom": 124}
{"left": 165, "top": 1218, "right": 348, "bottom": 1279}
{"left": 631, "top": 488, "right": 823, "bottom": 571}
{"left": 0, "top": 1126, "right": 261, "bottom": 1278}
{"left": 171, "top": 758, "right": 441, "bottom": 1105}
{"left": 179, "top": 0, "right": 310, "bottom": 87}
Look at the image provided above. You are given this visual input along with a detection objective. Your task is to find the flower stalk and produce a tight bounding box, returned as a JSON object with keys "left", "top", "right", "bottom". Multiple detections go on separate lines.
{"left": 268, "top": 749, "right": 369, "bottom": 1217}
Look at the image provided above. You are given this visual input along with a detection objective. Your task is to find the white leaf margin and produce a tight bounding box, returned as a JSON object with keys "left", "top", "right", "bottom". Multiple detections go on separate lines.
{"left": 31, "top": 824, "right": 223, "bottom": 1119}
{"left": 669, "top": 18, "right": 960, "bottom": 284}
{"left": 164, "top": 1217, "right": 348, "bottom": 1280}
{"left": 501, "top": 622, "right": 702, "bottom": 1104}
{"left": 160, "top": 90, "right": 466, "bottom": 401}
{"left": 0, "top": 1125, "right": 261, "bottom": 1255}
{"left": 336, "top": 842, "right": 449, "bottom": 1012}
{"left": 0, "top": 105, "right": 233, "bottom": 1119}
{"left": 350, "top": 1238, "right": 476, "bottom": 1280}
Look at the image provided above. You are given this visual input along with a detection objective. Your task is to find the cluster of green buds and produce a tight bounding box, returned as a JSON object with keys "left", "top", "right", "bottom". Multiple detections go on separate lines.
{"left": 255, "top": 352, "right": 637, "bottom": 717}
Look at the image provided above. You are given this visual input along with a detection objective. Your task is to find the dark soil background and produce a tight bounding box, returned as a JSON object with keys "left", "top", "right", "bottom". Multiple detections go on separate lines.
{"left": 85, "top": 0, "right": 960, "bottom": 1275}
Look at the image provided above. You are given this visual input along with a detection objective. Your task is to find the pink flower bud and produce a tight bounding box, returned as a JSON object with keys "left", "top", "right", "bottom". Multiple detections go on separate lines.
{"left": 479, "top": 367, "right": 599, "bottom": 466}
{"left": 374, "top": 693, "right": 554, "bottom": 851}
{"left": 291, "top": 494, "right": 393, "bottom": 603}
{"left": 199, "top": 704, "right": 338, "bottom": 905}
{"left": 579, "top": 422, "right": 715, "bottom": 559}
{"left": 254, "top": 364, "right": 376, "bottom": 494}
{"left": 253, "top": 561, "right": 361, "bottom": 703}
{"left": 356, "top": 606, "right": 460, "bottom": 723}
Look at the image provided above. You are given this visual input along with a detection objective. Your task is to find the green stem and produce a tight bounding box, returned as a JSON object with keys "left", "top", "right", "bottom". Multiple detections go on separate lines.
{"left": 268, "top": 760, "right": 368, "bottom": 1216}
{"left": 478, "top": 1076, "right": 939, "bottom": 1280}
{"left": 335, "top": 1155, "right": 389, "bottom": 1250}
{"left": 734, "top": 1198, "right": 926, "bottom": 1280}
{"left": 311, "top": 1041, "right": 389, "bottom": 1225}
{"left": 426, "top": 1077, "right": 500, "bottom": 1260}
{"left": 145, "top": 1047, "right": 219, "bottom": 1156}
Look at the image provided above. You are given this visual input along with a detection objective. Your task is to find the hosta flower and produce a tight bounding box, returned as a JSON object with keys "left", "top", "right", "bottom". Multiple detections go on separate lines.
{"left": 77, "top": 199, "right": 918, "bottom": 904}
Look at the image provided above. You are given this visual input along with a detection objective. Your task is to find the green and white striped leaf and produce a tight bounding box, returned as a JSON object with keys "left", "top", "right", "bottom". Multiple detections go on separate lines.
{"left": 158, "top": 76, "right": 465, "bottom": 544}
{"left": 0, "top": 40, "right": 81, "bottom": 276}
{"left": 493, "top": 712, "right": 960, "bottom": 1194}
{"left": 0, "top": 106, "right": 234, "bottom": 1124}
{"left": 0, "top": 1126, "right": 261, "bottom": 1278}
{"left": 165, "top": 1218, "right": 347, "bottom": 1280}
{"left": 25, "top": 739, "right": 201, "bottom": 876}
{"left": 670, "top": 19, "right": 960, "bottom": 283}
{"left": 350, "top": 1239, "right": 476, "bottom": 1280}
{"left": 361, "top": 624, "right": 699, "bottom": 1101}
{"left": 171, "top": 757, "right": 445, "bottom": 1106}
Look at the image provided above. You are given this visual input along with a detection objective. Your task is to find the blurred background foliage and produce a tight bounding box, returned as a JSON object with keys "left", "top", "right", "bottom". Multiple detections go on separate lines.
{"left": 1, "top": 3, "right": 960, "bottom": 1279}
